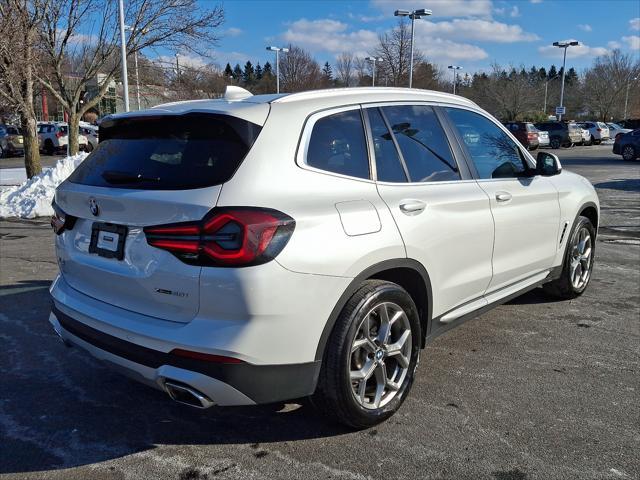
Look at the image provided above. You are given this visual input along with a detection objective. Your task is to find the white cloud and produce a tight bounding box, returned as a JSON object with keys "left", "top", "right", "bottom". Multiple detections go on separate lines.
{"left": 608, "top": 40, "right": 621, "bottom": 49}
{"left": 224, "top": 27, "right": 242, "bottom": 37}
{"left": 157, "top": 54, "right": 207, "bottom": 70}
{"left": 281, "top": 19, "right": 378, "bottom": 56}
{"left": 347, "top": 12, "right": 386, "bottom": 22}
{"left": 622, "top": 35, "right": 640, "bottom": 50}
{"left": 577, "top": 24, "right": 592, "bottom": 32}
{"left": 538, "top": 39, "right": 607, "bottom": 59}
{"left": 630, "top": 18, "right": 640, "bottom": 31}
{"left": 420, "top": 38, "right": 488, "bottom": 61}
{"left": 370, "top": 0, "right": 493, "bottom": 17}
{"left": 530, "top": 0, "right": 543, "bottom": 3}
{"left": 510, "top": 6, "right": 520, "bottom": 17}
{"left": 418, "top": 18, "right": 539, "bottom": 43}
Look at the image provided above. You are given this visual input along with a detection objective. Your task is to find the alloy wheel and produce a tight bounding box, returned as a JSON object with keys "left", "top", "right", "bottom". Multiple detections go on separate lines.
{"left": 622, "top": 146, "right": 635, "bottom": 161}
{"left": 349, "top": 301, "right": 412, "bottom": 410}
{"left": 570, "top": 227, "right": 592, "bottom": 290}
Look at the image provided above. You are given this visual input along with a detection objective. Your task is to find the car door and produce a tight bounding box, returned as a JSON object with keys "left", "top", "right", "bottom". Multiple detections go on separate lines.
{"left": 367, "top": 104, "right": 494, "bottom": 320}
{"left": 444, "top": 107, "right": 561, "bottom": 293}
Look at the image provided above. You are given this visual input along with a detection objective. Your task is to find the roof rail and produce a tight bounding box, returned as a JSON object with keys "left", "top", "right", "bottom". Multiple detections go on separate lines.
{"left": 224, "top": 86, "right": 253, "bottom": 101}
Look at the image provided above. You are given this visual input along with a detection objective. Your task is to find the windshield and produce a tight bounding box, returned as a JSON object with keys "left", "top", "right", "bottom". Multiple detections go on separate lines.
{"left": 67, "top": 113, "right": 262, "bottom": 190}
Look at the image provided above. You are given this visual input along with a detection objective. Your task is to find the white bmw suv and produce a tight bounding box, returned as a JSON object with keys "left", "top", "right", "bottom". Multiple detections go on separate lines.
{"left": 49, "top": 87, "right": 599, "bottom": 428}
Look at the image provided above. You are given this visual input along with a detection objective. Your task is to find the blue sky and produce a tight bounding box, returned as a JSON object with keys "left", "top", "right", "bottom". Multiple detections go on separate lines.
{"left": 172, "top": 0, "right": 640, "bottom": 74}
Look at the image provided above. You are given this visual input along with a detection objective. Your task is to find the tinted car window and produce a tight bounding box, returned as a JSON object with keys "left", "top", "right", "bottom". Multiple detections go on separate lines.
{"left": 68, "top": 113, "right": 262, "bottom": 190}
{"left": 306, "top": 109, "right": 369, "bottom": 179}
{"left": 381, "top": 105, "right": 459, "bottom": 182}
{"left": 446, "top": 108, "right": 527, "bottom": 179}
{"left": 367, "top": 107, "right": 406, "bottom": 182}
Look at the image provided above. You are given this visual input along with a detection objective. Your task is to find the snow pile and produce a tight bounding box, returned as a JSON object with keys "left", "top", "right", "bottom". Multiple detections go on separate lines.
{"left": 0, "top": 153, "right": 87, "bottom": 219}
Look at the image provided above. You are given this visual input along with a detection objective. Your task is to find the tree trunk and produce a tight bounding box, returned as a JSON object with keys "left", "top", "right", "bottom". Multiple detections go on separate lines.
{"left": 21, "top": 113, "right": 42, "bottom": 179}
{"left": 68, "top": 111, "right": 80, "bottom": 155}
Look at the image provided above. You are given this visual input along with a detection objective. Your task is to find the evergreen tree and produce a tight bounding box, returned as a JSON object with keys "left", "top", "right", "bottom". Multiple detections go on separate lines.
{"left": 538, "top": 67, "right": 547, "bottom": 80}
{"left": 548, "top": 65, "right": 558, "bottom": 79}
{"left": 223, "top": 63, "right": 233, "bottom": 78}
{"left": 255, "top": 63, "right": 263, "bottom": 80}
{"left": 232, "top": 63, "right": 242, "bottom": 81}
{"left": 263, "top": 61, "right": 273, "bottom": 76}
{"left": 322, "top": 61, "right": 333, "bottom": 80}
{"left": 566, "top": 67, "right": 578, "bottom": 86}
{"left": 243, "top": 61, "right": 255, "bottom": 85}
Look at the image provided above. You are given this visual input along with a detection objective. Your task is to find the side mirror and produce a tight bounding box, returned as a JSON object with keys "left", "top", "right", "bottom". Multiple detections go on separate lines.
{"left": 536, "top": 151, "right": 562, "bottom": 176}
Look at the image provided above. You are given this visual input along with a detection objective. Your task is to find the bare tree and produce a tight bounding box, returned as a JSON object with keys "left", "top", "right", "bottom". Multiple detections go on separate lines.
{"left": 279, "top": 45, "right": 322, "bottom": 92}
{"left": 372, "top": 19, "right": 422, "bottom": 87}
{"left": 353, "top": 56, "right": 370, "bottom": 86}
{"left": 0, "top": 0, "right": 46, "bottom": 177}
{"left": 335, "top": 52, "right": 354, "bottom": 87}
{"left": 38, "top": 0, "right": 224, "bottom": 155}
{"left": 583, "top": 50, "right": 640, "bottom": 121}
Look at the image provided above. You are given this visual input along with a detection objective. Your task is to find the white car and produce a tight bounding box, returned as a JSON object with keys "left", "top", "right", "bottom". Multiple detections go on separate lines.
{"left": 536, "top": 129, "right": 550, "bottom": 148}
{"left": 49, "top": 87, "right": 599, "bottom": 428}
{"left": 38, "top": 122, "right": 89, "bottom": 154}
{"left": 580, "top": 127, "right": 592, "bottom": 146}
{"left": 79, "top": 124, "right": 99, "bottom": 152}
{"left": 580, "top": 121, "right": 610, "bottom": 144}
{"left": 606, "top": 122, "right": 631, "bottom": 141}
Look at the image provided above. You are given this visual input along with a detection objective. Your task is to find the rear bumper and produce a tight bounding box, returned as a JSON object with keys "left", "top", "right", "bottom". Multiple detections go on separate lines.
{"left": 50, "top": 304, "right": 321, "bottom": 405}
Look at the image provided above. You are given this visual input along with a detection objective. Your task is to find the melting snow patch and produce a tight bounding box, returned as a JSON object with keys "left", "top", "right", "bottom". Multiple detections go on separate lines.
{"left": 0, "top": 153, "right": 87, "bottom": 219}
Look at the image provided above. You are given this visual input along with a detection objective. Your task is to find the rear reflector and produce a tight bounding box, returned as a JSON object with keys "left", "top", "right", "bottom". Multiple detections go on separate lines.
{"left": 170, "top": 348, "right": 244, "bottom": 364}
{"left": 144, "top": 207, "right": 295, "bottom": 267}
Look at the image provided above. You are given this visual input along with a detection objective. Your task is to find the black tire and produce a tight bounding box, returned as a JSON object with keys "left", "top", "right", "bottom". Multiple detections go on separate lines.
{"left": 594, "top": 139, "right": 601, "bottom": 145}
{"left": 85, "top": 142, "right": 94, "bottom": 153}
{"left": 543, "top": 216, "right": 596, "bottom": 299}
{"left": 621, "top": 145, "right": 637, "bottom": 161}
{"left": 312, "top": 280, "right": 421, "bottom": 429}
{"left": 550, "top": 137, "right": 561, "bottom": 149}
{"left": 584, "top": 138, "right": 592, "bottom": 146}
{"left": 0, "top": 144, "right": 4, "bottom": 158}
{"left": 44, "top": 139, "right": 55, "bottom": 156}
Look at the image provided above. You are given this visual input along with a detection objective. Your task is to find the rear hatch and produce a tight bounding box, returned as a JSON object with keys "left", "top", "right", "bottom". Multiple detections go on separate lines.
{"left": 54, "top": 111, "right": 265, "bottom": 323}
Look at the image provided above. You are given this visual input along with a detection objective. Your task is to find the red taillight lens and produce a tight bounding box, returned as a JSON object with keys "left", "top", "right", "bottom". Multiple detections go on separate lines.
{"left": 144, "top": 208, "right": 295, "bottom": 267}
{"left": 51, "top": 201, "right": 77, "bottom": 235}
{"left": 56, "top": 131, "right": 63, "bottom": 138}
{"left": 596, "top": 128, "right": 602, "bottom": 132}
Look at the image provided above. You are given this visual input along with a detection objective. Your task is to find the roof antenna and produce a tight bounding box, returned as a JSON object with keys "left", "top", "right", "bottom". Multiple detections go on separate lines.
{"left": 224, "top": 86, "right": 253, "bottom": 101}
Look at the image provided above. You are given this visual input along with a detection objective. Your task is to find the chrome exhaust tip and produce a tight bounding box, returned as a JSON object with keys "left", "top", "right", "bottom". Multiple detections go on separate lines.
{"left": 164, "top": 380, "right": 214, "bottom": 409}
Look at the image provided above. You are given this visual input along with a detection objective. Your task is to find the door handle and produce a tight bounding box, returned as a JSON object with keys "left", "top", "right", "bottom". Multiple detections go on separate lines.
{"left": 399, "top": 200, "right": 426, "bottom": 215}
{"left": 495, "top": 192, "right": 512, "bottom": 203}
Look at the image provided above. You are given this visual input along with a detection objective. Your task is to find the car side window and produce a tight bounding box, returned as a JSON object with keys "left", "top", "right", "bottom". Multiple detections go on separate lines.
{"left": 381, "top": 105, "right": 460, "bottom": 182}
{"left": 366, "top": 107, "right": 407, "bottom": 182}
{"left": 306, "top": 109, "right": 370, "bottom": 179}
{"left": 446, "top": 107, "right": 528, "bottom": 180}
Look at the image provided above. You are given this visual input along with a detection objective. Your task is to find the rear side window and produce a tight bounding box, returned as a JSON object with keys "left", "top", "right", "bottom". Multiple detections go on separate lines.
{"left": 306, "top": 109, "right": 370, "bottom": 179}
{"left": 381, "top": 105, "right": 459, "bottom": 182}
{"left": 367, "top": 108, "right": 407, "bottom": 182}
{"left": 68, "top": 113, "right": 262, "bottom": 190}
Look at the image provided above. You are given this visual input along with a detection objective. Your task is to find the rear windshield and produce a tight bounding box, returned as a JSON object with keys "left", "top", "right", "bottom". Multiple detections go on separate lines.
{"left": 68, "top": 113, "right": 262, "bottom": 190}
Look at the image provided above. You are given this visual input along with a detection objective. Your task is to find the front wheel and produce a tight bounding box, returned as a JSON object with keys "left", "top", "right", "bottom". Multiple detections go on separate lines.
{"left": 622, "top": 145, "right": 637, "bottom": 161}
{"left": 312, "top": 280, "right": 421, "bottom": 429}
{"left": 550, "top": 137, "right": 561, "bottom": 149}
{"left": 543, "top": 216, "right": 595, "bottom": 299}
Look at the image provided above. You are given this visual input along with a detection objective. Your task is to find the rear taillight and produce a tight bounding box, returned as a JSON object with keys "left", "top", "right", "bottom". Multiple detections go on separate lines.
{"left": 144, "top": 207, "right": 295, "bottom": 267}
{"left": 51, "top": 201, "right": 77, "bottom": 235}
{"left": 527, "top": 132, "right": 537, "bottom": 139}
{"left": 56, "top": 131, "right": 63, "bottom": 138}
{"left": 596, "top": 128, "right": 602, "bottom": 132}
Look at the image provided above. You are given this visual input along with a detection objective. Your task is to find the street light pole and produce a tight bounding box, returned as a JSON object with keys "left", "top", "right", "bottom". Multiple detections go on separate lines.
{"left": 553, "top": 40, "right": 579, "bottom": 121}
{"left": 448, "top": 65, "right": 462, "bottom": 95}
{"left": 125, "top": 25, "right": 143, "bottom": 111}
{"left": 266, "top": 46, "right": 289, "bottom": 94}
{"left": 117, "top": 0, "right": 129, "bottom": 112}
{"left": 394, "top": 8, "right": 432, "bottom": 88}
{"left": 543, "top": 75, "right": 558, "bottom": 115}
{"left": 624, "top": 76, "right": 638, "bottom": 120}
{"left": 365, "top": 57, "right": 384, "bottom": 86}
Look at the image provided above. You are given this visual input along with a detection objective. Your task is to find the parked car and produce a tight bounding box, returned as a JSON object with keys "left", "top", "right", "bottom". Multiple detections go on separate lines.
{"left": 0, "top": 124, "right": 24, "bottom": 157}
{"left": 49, "top": 87, "right": 599, "bottom": 428}
{"left": 579, "top": 122, "right": 610, "bottom": 145}
{"left": 619, "top": 119, "right": 640, "bottom": 130}
{"left": 613, "top": 129, "right": 640, "bottom": 161}
{"left": 38, "top": 122, "right": 89, "bottom": 155}
{"left": 535, "top": 121, "right": 582, "bottom": 148}
{"left": 79, "top": 125, "right": 98, "bottom": 152}
{"left": 579, "top": 127, "right": 592, "bottom": 146}
{"left": 503, "top": 122, "right": 539, "bottom": 150}
{"left": 606, "top": 122, "right": 632, "bottom": 141}
{"left": 536, "top": 128, "right": 550, "bottom": 148}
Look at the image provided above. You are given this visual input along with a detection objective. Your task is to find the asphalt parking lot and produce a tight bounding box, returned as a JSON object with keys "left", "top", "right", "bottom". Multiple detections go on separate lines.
{"left": 0, "top": 144, "right": 638, "bottom": 480}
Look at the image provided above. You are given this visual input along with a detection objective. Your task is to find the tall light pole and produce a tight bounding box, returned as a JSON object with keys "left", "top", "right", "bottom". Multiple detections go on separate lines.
{"left": 553, "top": 40, "right": 579, "bottom": 121}
{"left": 117, "top": 0, "right": 129, "bottom": 112}
{"left": 365, "top": 57, "right": 384, "bottom": 86}
{"left": 448, "top": 65, "right": 462, "bottom": 95}
{"left": 266, "top": 46, "right": 289, "bottom": 94}
{"left": 125, "top": 25, "right": 144, "bottom": 111}
{"left": 394, "top": 8, "right": 432, "bottom": 88}
{"left": 543, "top": 75, "right": 558, "bottom": 115}
{"left": 624, "top": 76, "right": 638, "bottom": 120}
{"left": 175, "top": 53, "right": 180, "bottom": 80}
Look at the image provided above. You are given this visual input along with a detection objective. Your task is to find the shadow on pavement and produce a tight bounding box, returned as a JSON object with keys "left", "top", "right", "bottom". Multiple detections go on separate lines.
{"left": 593, "top": 178, "right": 640, "bottom": 192}
{"left": 0, "top": 280, "right": 349, "bottom": 475}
